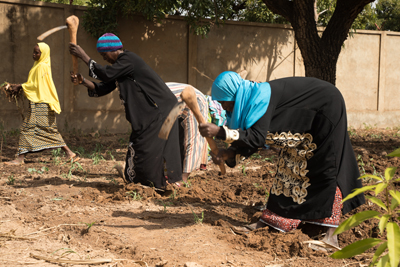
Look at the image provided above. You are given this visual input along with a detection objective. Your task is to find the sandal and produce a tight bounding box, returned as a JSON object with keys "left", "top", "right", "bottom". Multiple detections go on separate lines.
{"left": 231, "top": 222, "right": 259, "bottom": 235}
{"left": 66, "top": 155, "right": 80, "bottom": 163}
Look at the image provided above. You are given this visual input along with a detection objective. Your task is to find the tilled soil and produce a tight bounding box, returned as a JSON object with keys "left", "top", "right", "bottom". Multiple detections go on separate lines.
{"left": 0, "top": 128, "right": 399, "bottom": 267}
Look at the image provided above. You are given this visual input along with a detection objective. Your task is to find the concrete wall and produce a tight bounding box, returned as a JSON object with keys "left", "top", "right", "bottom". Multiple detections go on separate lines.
{"left": 1, "top": 0, "right": 399, "bottom": 133}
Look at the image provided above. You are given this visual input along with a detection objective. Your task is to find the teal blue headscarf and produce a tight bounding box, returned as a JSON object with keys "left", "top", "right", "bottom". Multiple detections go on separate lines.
{"left": 211, "top": 71, "right": 271, "bottom": 130}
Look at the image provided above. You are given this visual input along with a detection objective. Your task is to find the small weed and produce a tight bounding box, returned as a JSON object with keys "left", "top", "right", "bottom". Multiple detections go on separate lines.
{"left": 52, "top": 148, "right": 62, "bottom": 157}
{"left": 265, "top": 189, "right": 270, "bottom": 202}
{"left": 8, "top": 129, "right": 20, "bottom": 137}
{"left": 118, "top": 138, "right": 128, "bottom": 147}
{"left": 169, "top": 189, "right": 177, "bottom": 200}
{"left": 7, "top": 175, "right": 15, "bottom": 185}
{"left": 357, "top": 154, "right": 366, "bottom": 175}
{"left": 348, "top": 126, "right": 357, "bottom": 137}
{"left": 183, "top": 179, "right": 192, "bottom": 188}
{"left": 189, "top": 206, "right": 204, "bottom": 224}
{"left": 250, "top": 153, "right": 262, "bottom": 159}
{"left": 242, "top": 163, "right": 247, "bottom": 176}
{"left": 126, "top": 191, "right": 142, "bottom": 200}
{"left": 253, "top": 183, "right": 263, "bottom": 189}
{"left": 90, "top": 143, "right": 105, "bottom": 165}
{"left": 66, "top": 160, "right": 84, "bottom": 180}
{"left": 107, "top": 150, "right": 115, "bottom": 161}
{"left": 263, "top": 156, "right": 275, "bottom": 162}
{"left": 28, "top": 166, "right": 49, "bottom": 174}
{"left": 109, "top": 178, "right": 119, "bottom": 186}
{"left": 80, "top": 221, "right": 96, "bottom": 233}
{"left": 158, "top": 200, "right": 172, "bottom": 213}
{"left": 370, "top": 133, "right": 382, "bottom": 139}
{"left": 363, "top": 123, "right": 374, "bottom": 131}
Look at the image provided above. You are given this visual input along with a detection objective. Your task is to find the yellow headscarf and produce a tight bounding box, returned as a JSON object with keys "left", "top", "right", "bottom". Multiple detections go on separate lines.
{"left": 22, "top": 42, "right": 61, "bottom": 114}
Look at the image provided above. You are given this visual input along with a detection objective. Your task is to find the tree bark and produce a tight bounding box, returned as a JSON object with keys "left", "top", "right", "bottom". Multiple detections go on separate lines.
{"left": 263, "top": 0, "right": 374, "bottom": 85}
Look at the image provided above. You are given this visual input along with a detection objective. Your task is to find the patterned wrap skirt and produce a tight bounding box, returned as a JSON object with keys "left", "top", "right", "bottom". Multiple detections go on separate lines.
{"left": 18, "top": 102, "right": 66, "bottom": 155}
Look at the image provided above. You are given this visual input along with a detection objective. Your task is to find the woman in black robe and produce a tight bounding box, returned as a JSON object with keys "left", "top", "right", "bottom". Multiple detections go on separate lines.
{"left": 69, "top": 33, "right": 182, "bottom": 189}
{"left": 199, "top": 71, "right": 365, "bottom": 247}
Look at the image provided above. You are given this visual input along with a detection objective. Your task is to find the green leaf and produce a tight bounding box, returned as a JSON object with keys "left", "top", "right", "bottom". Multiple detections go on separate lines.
{"left": 359, "top": 174, "right": 383, "bottom": 181}
{"left": 390, "top": 195, "right": 399, "bottom": 211}
{"left": 387, "top": 148, "right": 400, "bottom": 157}
{"left": 387, "top": 222, "right": 400, "bottom": 267}
{"left": 375, "top": 182, "right": 388, "bottom": 196}
{"left": 366, "top": 195, "right": 387, "bottom": 211}
{"left": 394, "top": 177, "right": 400, "bottom": 182}
{"left": 333, "top": 210, "right": 380, "bottom": 235}
{"left": 384, "top": 167, "right": 397, "bottom": 181}
{"left": 371, "top": 241, "right": 388, "bottom": 266}
{"left": 342, "top": 185, "right": 377, "bottom": 203}
{"left": 330, "top": 238, "right": 382, "bottom": 259}
{"left": 389, "top": 190, "right": 400, "bottom": 206}
{"left": 377, "top": 254, "right": 389, "bottom": 267}
{"left": 379, "top": 214, "right": 390, "bottom": 234}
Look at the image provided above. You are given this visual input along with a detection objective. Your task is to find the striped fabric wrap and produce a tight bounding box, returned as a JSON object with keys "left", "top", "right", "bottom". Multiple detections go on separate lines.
{"left": 96, "top": 33, "right": 123, "bottom": 52}
{"left": 166, "top": 83, "right": 209, "bottom": 173}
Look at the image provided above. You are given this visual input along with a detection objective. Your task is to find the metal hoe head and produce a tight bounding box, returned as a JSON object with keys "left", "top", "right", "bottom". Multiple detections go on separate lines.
{"left": 158, "top": 101, "right": 185, "bottom": 140}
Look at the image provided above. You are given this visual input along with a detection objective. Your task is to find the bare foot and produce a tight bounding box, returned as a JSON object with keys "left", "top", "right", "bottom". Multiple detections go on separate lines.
{"left": 4, "top": 159, "right": 24, "bottom": 165}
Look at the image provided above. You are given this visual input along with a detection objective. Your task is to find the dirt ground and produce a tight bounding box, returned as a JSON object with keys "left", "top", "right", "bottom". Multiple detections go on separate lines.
{"left": 0, "top": 127, "right": 399, "bottom": 267}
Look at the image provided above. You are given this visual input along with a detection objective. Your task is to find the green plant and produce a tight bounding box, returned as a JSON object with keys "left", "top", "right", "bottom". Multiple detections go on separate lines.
{"left": 7, "top": 175, "right": 15, "bottom": 185}
{"left": 250, "top": 153, "right": 262, "bottom": 159}
{"left": 265, "top": 189, "right": 270, "bottom": 202}
{"left": 107, "top": 150, "right": 115, "bottom": 161}
{"left": 348, "top": 126, "right": 357, "bottom": 137}
{"left": 28, "top": 166, "right": 49, "bottom": 174}
{"left": 331, "top": 148, "right": 400, "bottom": 267}
{"left": 66, "top": 160, "right": 84, "bottom": 180}
{"left": 80, "top": 221, "right": 96, "bottom": 232}
{"left": 183, "top": 179, "right": 192, "bottom": 188}
{"left": 158, "top": 200, "right": 172, "bottom": 213}
{"left": 109, "top": 178, "right": 119, "bottom": 186}
{"left": 190, "top": 207, "right": 204, "bottom": 224}
{"left": 242, "top": 163, "right": 247, "bottom": 176}
{"left": 126, "top": 191, "right": 142, "bottom": 201}
{"left": 253, "top": 183, "right": 263, "bottom": 189}
{"left": 263, "top": 155, "right": 275, "bottom": 162}
{"left": 169, "top": 189, "right": 177, "bottom": 200}
{"left": 90, "top": 143, "right": 105, "bottom": 165}
{"left": 363, "top": 122, "right": 374, "bottom": 131}
{"left": 357, "top": 154, "right": 366, "bottom": 176}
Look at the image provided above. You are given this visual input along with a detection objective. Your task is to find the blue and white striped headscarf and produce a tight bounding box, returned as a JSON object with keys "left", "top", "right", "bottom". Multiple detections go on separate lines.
{"left": 211, "top": 71, "right": 271, "bottom": 130}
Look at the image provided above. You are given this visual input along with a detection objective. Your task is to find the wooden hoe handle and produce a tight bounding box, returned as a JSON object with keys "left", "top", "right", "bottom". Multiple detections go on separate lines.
{"left": 66, "top": 15, "right": 79, "bottom": 85}
{"left": 181, "top": 86, "right": 226, "bottom": 175}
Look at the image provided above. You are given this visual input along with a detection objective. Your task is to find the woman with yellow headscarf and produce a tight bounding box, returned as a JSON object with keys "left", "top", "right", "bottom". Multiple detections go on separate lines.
{"left": 4, "top": 42, "right": 76, "bottom": 165}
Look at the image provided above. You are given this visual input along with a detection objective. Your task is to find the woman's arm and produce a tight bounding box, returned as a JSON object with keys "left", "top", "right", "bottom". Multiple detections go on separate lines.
{"left": 70, "top": 72, "right": 116, "bottom": 97}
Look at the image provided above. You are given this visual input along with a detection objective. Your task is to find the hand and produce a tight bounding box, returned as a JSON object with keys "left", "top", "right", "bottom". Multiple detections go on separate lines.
{"left": 70, "top": 71, "right": 84, "bottom": 84}
{"left": 10, "top": 84, "right": 22, "bottom": 94}
{"left": 69, "top": 43, "right": 90, "bottom": 64}
{"left": 209, "top": 149, "right": 232, "bottom": 165}
{"left": 199, "top": 123, "right": 220, "bottom": 138}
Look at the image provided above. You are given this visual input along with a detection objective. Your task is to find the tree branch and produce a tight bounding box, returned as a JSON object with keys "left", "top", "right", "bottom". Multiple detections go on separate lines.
{"left": 262, "top": 0, "right": 294, "bottom": 22}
